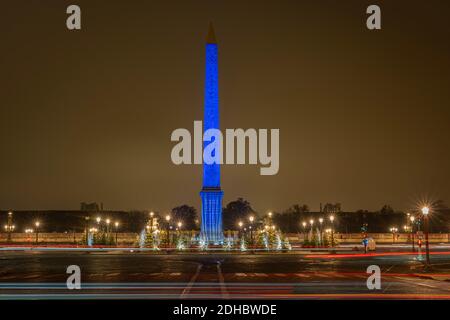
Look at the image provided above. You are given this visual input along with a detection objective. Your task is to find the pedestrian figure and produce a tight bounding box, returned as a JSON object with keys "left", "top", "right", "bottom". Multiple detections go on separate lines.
{"left": 362, "top": 238, "right": 369, "bottom": 254}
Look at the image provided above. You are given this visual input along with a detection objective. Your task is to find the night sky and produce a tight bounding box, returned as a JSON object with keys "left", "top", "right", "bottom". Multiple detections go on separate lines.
{"left": 1, "top": 1, "right": 449, "bottom": 213}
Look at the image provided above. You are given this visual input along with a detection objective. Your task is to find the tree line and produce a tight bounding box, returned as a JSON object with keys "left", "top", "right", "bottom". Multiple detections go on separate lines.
{"left": 1, "top": 199, "right": 449, "bottom": 233}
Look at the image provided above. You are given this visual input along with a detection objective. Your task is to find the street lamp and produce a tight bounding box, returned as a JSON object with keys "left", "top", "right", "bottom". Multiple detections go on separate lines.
{"left": 114, "top": 221, "right": 119, "bottom": 246}
{"left": 410, "top": 216, "right": 415, "bottom": 252}
{"left": 177, "top": 221, "right": 183, "bottom": 242}
{"left": 422, "top": 206, "right": 431, "bottom": 266}
{"left": 329, "top": 215, "right": 335, "bottom": 247}
{"left": 390, "top": 227, "right": 398, "bottom": 244}
{"left": 84, "top": 216, "right": 90, "bottom": 244}
{"left": 318, "top": 218, "right": 324, "bottom": 246}
{"left": 249, "top": 215, "right": 255, "bottom": 245}
{"left": 106, "top": 218, "right": 111, "bottom": 235}
{"left": 35, "top": 221, "right": 40, "bottom": 244}
{"left": 149, "top": 211, "right": 155, "bottom": 232}
{"left": 301, "top": 221, "right": 307, "bottom": 239}
{"left": 165, "top": 214, "right": 171, "bottom": 246}
{"left": 238, "top": 221, "right": 243, "bottom": 239}
{"left": 6, "top": 211, "right": 13, "bottom": 243}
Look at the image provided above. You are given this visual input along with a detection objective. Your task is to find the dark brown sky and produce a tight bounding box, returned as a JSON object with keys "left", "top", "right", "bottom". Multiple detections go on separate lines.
{"left": 1, "top": 0, "right": 449, "bottom": 213}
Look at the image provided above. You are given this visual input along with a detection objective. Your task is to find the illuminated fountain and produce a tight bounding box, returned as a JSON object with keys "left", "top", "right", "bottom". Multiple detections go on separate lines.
{"left": 223, "top": 237, "right": 233, "bottom": 251}
{"left": 176, "top": 236, "right": 185, "bottom": 251}
{"left": 199, "top": 238, "right": 208, "bottom": 251}
{"left": 139, "top": 229, "right": 146, "bottom": 249}
{"left": 87, "top": 232, "right": 93, "bottom": 247}
{"left": 240, "top": 236, "right": 247, "bottom": 251}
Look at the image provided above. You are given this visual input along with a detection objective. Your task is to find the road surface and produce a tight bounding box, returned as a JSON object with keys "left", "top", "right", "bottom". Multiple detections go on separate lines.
{"left": 1, "top": 250, "right": 449, "bottom": 299}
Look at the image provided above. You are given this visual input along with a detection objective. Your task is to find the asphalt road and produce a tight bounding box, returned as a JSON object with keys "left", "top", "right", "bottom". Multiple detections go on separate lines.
{"left": 1, "top": 251, "right": 449, "bottom": 299}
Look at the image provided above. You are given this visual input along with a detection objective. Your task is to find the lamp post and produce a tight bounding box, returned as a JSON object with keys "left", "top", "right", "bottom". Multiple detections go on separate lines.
{"left": 390, "top": 227, "right": 398, "bottom": 244}
{"left": 114, "top": 221, "right": 119, "bottom": 246}
{"left": 6, "top": 211, "right": 13, "bottom": 243}
{"left": 177, "top": 221, "right": 183, "bottom": 241}
{"left": 149, "top": 211, "right": 154, "bottom": 232}
{"left": 249, "top": 215, "right": 255, "bottom": 245}
{"left": 238, "top": 221, "right": 243, "bottom": 239}
{"left": 302, "top": 221, "right": 307, "bottom": 242}
{"left": 84, "top": 216, "right": 90, "bottom": 245}
{"left": 165, "top": 214, "right": 171, "bottom": 246}
{"left": 267, "top": 212, "right": 272, "bottom": 228}
{"left": 96, "top": 216, "right": 101, "bottom": 233}
{"left": 422, "top": 206, "right": 431, "bottom": 267}
{"left": 35, "top": 221, "right": 40, "bottom": 244}
{"left": 106, "top": 218, "right": 111, "bottom": 236}
{"left": 319, "top": 218, "right": 324, "bottom": 246}
{"left": 329, "top": 215, "right": 335, "bottom": 247}
{"left": 410, "top": 216, "right": 415, "bottom": 252}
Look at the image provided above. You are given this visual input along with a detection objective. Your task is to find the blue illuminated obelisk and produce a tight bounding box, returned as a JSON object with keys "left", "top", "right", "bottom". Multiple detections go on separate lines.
{"left": 200, "top": 23, "right": 224, "bottom": 244}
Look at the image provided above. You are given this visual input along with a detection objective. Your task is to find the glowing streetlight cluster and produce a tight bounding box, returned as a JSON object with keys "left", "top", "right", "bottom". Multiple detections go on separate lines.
{"left": 389, "top": 227, "right": 398, "bottom": 233}
{"left": 4, "top": 224, "right": 15, "bottom": 231}
{"left": 299, "top": 214, "right": 336, "bottom": 247}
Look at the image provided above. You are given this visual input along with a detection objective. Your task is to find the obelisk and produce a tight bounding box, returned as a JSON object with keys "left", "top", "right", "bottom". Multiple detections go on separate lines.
{"left": 200, "top": 23, "right": 224, "bottom": 244}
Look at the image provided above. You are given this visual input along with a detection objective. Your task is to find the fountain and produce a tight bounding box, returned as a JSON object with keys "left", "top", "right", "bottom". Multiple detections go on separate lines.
{"left": 283, "top": 237, "right": 292, "bottom": 250}
{"left": 199, "top": 238, "right": 208, "bottom": 251}
{"left": 139, "top": 229, "right": 146, "bottom": 249}
{"left": 223, "top": 237, "right": 233, "bottom": 251}
{"left": 263, "top": 233, "right": 269, "bottom": 250}
{"left": 240, "top": 236, "right": 247, "bottom": 251}
{"left": 87, "top": 232, "right": 93, "bottom": 247}
{"left": 176, "top": 237, "right": 185, "bottom": 251}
